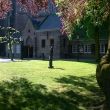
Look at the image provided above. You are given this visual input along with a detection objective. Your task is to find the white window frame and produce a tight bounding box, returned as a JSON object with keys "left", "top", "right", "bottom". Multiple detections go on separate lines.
{"left": 84, "top": 44, "right": 91, "bottom": 53}
{"left": 72, "top": 45, "right": 77, "bottom": 53}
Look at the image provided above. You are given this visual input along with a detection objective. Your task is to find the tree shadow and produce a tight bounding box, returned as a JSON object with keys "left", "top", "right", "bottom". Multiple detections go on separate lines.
{"left": 0, "top": 77, "right": 83, "bottom": 110}
{"left": 55, "top": 75, "right": 104, "bottom": 108}
{"left": 0, "top": 75, "right": 104, "bottom": 110}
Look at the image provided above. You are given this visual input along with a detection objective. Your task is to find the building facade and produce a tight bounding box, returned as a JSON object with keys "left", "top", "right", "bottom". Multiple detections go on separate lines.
{"left": 0, "top": 0, "right": 108, "bottom": 59}
{"left": 0, "top": 0, "right": 68, "bottom": 59}
{"left": 71, "top": 38, "right": 108, "bottom": 59}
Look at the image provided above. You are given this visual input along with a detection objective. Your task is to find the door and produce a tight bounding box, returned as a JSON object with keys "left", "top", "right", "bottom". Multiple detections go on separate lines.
{"left": 23, "top": 46, "right": 33, "bottom": 58}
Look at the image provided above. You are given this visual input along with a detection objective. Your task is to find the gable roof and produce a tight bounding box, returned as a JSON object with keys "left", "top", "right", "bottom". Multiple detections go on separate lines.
{"left": 15, "top": 13, "right": 40, "bottom": 31}
{"left": 15, "top": 13, "right": 29, "bottom": 31}
{"left": 31, "top": 18, "right": 41, "bottom": 29}
{"left": 39, "top": 14, "right": 61, "bottom": 31}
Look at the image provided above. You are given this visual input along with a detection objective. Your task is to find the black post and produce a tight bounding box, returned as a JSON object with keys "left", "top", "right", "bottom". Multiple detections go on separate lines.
{"left": 48, "top": 46, "right": 54, "bottom": 68}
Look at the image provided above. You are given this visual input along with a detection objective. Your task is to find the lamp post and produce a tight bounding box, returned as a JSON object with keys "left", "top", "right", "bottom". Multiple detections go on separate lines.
{"left": 77, "top": 36, "right": 80, "bottom": 61}
{"left": 48, "top": 45, "right": 54, "bottom": 68}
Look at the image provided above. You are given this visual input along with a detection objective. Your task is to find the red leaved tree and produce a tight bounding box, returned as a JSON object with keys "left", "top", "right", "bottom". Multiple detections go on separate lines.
{"left": 0, "top": 0, "right": 12, "bottom": 19}
{"left": 0, "top": 0, "right": 49, "bottom": 18}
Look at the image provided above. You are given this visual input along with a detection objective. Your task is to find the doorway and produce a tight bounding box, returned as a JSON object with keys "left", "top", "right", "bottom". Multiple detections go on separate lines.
{"left": 23, "top": 37, "right": 33, "bottom": 58}
{"left": 23, "top": 46, "right": 33, "bottom": 58}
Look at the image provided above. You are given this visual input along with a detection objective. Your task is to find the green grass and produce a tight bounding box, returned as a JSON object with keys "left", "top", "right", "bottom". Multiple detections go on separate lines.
{"left": 0, "top": 60, "right": 96, "bottom": 87}
{"left": 0, "top": 60, "right": 104, "bottom": 110}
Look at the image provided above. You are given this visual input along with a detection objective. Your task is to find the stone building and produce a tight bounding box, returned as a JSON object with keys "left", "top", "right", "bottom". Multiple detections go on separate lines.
{"left": 19, "top": 14, "right": 67, "bottom": 59}
{"left": 0, "top": 0, "right": 68, "bottom": 59}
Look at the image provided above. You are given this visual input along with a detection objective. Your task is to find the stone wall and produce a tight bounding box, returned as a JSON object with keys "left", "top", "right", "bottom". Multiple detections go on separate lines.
{"left": 36, "top": 30, "right": 61, "bottom": 59}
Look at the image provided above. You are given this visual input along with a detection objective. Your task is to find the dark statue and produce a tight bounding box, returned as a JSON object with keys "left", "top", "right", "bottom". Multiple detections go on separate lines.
{"left": 48, "top": 46, "right": 54, "bottom": 68}
{"left": 96, "top": 49, "right": 110, "bottom": 110}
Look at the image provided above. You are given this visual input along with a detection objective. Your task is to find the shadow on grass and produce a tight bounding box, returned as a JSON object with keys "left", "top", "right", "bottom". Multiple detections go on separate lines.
{"left": 0, "top": 77, "right": 82, "bottom": 110}
{"left": 55, "top": 75, "right": 104, "bottom": 108}
{"left": 53, "top": 68, "right": 65, "bottom": 70}
{"left": 0, "top": 75, "right": 104, "bottom": 110}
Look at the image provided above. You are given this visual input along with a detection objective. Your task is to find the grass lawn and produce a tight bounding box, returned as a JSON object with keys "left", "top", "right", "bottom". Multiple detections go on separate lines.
{"left": 0, "top": 60, "right": 104, "bottom": 110}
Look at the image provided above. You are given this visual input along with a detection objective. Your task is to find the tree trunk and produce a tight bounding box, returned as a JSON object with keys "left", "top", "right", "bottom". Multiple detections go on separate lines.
{"left": 9, "top": 42, "right": 13, "bottom": 61}
{"left": 96, "top": 13, "right": 110, "bottom": 110}
{"left": 94, "top": 26, "right": 100, "bottom": 62}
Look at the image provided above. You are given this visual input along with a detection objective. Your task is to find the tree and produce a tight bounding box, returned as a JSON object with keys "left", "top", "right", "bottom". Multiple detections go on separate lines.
{"left": 56, "top": 0, "right": 109, "bottom": 61}
{"left": 84, "top": 0, "right": 109, "bottom": 61}
{"left": 56, "top": 0, "right": 110, "bottom": 109}
{"left": 0, "top": 0, "right": 12, "bottom": 19}
{"left": 85, "top": 1, "right": 110, "bottom": 109}
{"left": 0, "top": 0, "right": 49, "bottom": 19}
{"left": 0, "top": 26, "right": 20, "bottom": 61}
{"left": 55, "top": 0, "right": 86, "bottom": 35}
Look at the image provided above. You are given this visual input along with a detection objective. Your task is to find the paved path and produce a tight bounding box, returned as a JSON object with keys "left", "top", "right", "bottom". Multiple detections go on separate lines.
{"left": 0, "top": 58, "right": 12, "bottom": 62}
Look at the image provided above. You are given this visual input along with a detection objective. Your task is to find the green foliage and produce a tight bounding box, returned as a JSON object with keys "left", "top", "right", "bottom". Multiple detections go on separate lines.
{"left": 82, "top": 16, "right": 95, "bottom": 38}
{"left": 71, "top": 22, "right": 85, "bottom": 39}
{"left": 83, "top": 16, "right": 109, "bottom": 39}
{"left": 84, "top": 0, "right": 110, "bottom": 38}
{"left": 0, "top": 37, "right": 4, "bottom": 42}
{"left": 0, "top": 26, "right": 21, "bottom": 60}
{"left": 70, "top": 18, "right": 95, "bottom": 40}
{"left": 0, "top": 26, "right": 20, "bottom": 44}
{"left": 85, "top": 0, "right": 108, "bottom": 26}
